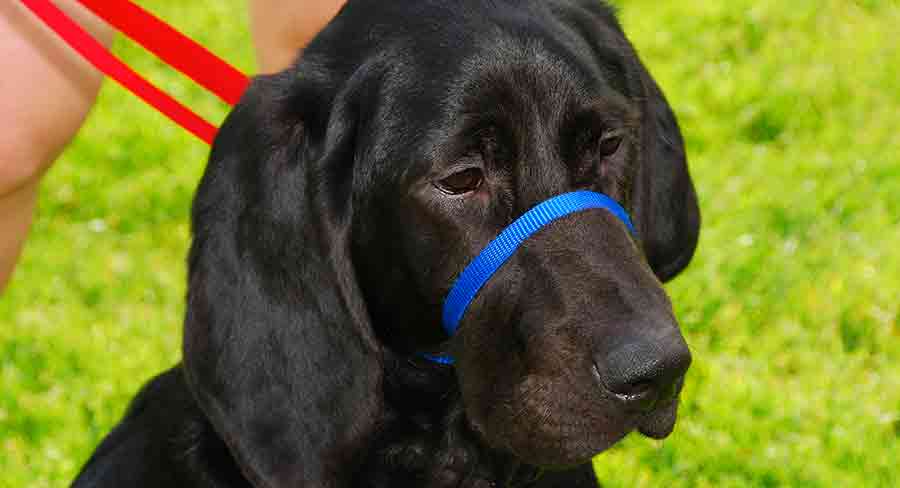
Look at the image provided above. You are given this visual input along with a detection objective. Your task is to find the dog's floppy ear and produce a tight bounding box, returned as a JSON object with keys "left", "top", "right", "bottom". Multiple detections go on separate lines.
{"left": 182, "top": 73, "right": 382, "bottom": 487}
{"left": 630, "top": 60, "right": 701, "bottom": 282}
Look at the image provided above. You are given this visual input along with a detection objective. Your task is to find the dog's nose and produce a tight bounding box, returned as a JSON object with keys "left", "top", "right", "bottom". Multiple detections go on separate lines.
{"left": 593, "top": 332, "right": 691, "bottom": 412}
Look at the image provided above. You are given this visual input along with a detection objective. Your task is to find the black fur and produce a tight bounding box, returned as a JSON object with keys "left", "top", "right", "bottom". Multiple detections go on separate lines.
{"left": 74, "top": 1, "right": 699, "bottom": 486}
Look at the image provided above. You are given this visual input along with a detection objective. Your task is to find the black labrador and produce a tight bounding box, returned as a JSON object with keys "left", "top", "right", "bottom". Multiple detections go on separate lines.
{"left": 73, "top": 0, "right": 699, "bottom": 486}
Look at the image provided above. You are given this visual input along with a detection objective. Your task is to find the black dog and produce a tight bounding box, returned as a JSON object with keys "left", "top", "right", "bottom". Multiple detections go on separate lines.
{"left": 73, "top": 0, "right": 699, "bottom": 486}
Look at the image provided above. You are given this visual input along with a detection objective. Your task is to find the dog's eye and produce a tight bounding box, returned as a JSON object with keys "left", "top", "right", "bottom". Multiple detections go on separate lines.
{"left": 568, "top": 129, "right": 624, "bottom": 186}
{"left": 597, "top": 133, "right": 622, "bottom": 157}
{"left": 435, "top": 167, "right": 484, "bottom": 195}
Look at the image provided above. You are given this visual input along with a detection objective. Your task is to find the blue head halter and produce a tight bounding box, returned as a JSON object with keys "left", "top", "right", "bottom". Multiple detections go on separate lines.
{"left": 422, "top": 190, "right": 636, "bottom": 365}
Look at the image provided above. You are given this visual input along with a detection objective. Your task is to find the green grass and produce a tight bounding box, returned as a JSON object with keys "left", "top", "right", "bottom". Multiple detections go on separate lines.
{"left": 2, "top": 0, "right": 898, "bottom": 486}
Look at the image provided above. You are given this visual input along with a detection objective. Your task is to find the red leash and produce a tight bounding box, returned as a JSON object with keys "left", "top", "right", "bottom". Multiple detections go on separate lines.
{"left": 20, "top": 0, "right": 250, "bottom": 145}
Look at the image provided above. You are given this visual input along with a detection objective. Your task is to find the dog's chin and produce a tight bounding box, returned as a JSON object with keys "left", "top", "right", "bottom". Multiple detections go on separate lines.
{"left": 469, "top": 395, "right": 683, "bottom": 469}
{"left": 477, "top": 420, "right": 634, "bottom": 469}
{"left": 637, "top": 398, "right": 680, "bottom": 439}
{"left": 465, "top": 400, "right": 631, "bottom": 468}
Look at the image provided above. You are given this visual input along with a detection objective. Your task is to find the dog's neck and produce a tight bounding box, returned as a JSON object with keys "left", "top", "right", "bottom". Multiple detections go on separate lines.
{"left": 359, "top": 350, "right": 543, "bottom": 487}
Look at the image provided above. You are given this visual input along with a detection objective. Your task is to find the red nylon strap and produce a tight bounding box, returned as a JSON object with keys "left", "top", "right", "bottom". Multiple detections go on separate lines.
{"left": 74, "top": 0, "right": 248, "bottom": 105}
{"left": 20, "top": 0, "right": 250, "bottom": 145}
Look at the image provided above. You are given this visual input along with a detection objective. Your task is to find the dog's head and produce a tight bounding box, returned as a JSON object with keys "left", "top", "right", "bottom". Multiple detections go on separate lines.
{"left": 183, "top": 0, "right": 699, "bottom": 484}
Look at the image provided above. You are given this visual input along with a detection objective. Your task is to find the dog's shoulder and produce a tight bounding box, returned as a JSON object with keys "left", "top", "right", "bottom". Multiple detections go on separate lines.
{"left": 72, "top": 367, "right": 247, "bottom": 488}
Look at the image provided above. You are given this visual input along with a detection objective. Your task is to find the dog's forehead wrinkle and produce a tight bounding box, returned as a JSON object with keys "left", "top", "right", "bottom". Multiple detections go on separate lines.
{"left": 460, "top": 38, "right": 585, "bottom": 110}
{"left": 327, "top": 3, "right": 633, "bottom": 199}
{"left": 463, "top": 5, "right": 629, "bottom": 99}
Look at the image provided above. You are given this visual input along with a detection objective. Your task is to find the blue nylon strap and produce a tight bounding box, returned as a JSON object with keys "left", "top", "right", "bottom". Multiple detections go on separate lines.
{"left": 419, "top": 353, "right": 456, "bottom": 365}
{"left": 422, "top": 191, "right": 635, "bottom": 365}
{"left": 442, "top": 190, "right": 635, "bottom": 336}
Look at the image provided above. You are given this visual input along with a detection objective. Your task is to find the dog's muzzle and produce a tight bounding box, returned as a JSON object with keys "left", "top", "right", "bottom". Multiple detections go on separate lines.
{"left": 423, "top": 190, "right": 636, "bottom": 365}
